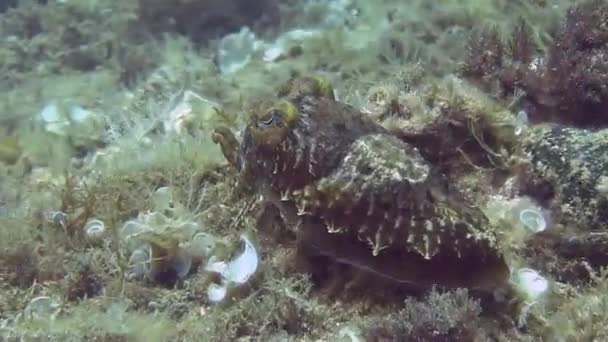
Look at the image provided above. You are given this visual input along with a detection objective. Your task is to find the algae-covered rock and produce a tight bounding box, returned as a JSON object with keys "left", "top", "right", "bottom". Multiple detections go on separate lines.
{"left": 514, "top": 127, "right": 608, "bottom": 280}
{"left": 523, "top": 126, "right": 608, "bottom": 231}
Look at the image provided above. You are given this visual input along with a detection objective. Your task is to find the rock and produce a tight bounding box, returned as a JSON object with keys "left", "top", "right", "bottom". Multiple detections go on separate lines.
{"left": 522, "top": 126, "right": 608, "bottom": 231}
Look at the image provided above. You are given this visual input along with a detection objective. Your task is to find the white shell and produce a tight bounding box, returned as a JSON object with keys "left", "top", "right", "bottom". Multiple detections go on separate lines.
{"left": 514, "top": 110, "right": 529, "bottom": 136}
{"left": 204, "top": 235, "right": 259, "bottom": 284}
{"left": 221, "top": 235, "right": 259, "bottom": 284}
{"left": 207, "top": 283, "right": 228, "bottom": 303}
{"left": 519, "top": 208, "right": 547, "bottom": 233}
{"left": 513, "top": 268, "right": 549, "bottom": 302}
{"left": 49, "top": 211, "right": 68, "bottom": 228}
{"left": 84, "top": 219, "right": 106, "bottom": 242}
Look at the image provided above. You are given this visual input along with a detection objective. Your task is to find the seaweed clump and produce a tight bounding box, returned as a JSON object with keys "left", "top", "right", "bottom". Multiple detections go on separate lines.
{"left": 462, "top": 0, "right": 608, "bottom": 127}
{"left": 364, "top": 289, "right": 495, "bottom": 341}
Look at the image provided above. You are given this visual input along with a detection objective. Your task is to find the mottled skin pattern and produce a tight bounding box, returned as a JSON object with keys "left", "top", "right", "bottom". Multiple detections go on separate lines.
{"left": 214, "top": 77, "right": 508, "bottom": 291}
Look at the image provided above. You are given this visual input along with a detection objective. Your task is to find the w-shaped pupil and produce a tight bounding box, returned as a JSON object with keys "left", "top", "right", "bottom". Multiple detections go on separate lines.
{"left": 258, "top": 110, "right": 280, "bottom": 128}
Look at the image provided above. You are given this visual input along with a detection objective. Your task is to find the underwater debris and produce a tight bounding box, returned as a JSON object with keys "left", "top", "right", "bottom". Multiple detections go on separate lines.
{"left": 213, "top": 76, "right": 510, "bottom": 294}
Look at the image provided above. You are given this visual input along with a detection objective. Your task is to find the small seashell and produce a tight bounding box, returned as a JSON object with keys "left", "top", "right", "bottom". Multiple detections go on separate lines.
{"left": 49, "top": 211, "right": 68, "bottom": 228}
{"left": 224, "top": 235, "right": 259, "bottom": 284}
{"left": 84, "top": 219, "right": 106, "bottom": 243}
{"left": 512, "top": 268, "right": 549, "bottom": 303}
{"left": 204, "top": 234, "right": 260, "bottom": 304}
{"left": 205, "top": 234, "right": 259, "bottom": 284}
{"left": 519, "top": 208, "right": 547, "bottom": 233}
{"left": 207, "top": 283, "right": 228, "bottom": 303}
{"left": 514, "top": 110, "right": 529, "bottom": 136}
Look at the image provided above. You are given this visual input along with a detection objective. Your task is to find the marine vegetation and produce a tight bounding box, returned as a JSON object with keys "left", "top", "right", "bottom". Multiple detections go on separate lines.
{"left": 3, "top": 0, "right": 608, "bottom": 341}
{"left": 462, "top": 0, "right": 608, "bottom": 127}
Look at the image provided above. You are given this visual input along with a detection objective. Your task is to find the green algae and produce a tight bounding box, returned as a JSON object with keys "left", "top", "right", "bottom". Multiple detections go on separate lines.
{"left": 1, "top": 0, "right": 607, "bottom": 341}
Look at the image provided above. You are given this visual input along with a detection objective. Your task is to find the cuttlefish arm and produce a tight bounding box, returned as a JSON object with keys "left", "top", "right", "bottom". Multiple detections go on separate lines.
{"left": 212, "top": 126, "right": 240, "bottom": 169}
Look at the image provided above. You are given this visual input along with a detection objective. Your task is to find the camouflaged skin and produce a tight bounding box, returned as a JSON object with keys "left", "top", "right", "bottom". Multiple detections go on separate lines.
{"left": 213, "top": 77, "right": 508, "bottom": 290}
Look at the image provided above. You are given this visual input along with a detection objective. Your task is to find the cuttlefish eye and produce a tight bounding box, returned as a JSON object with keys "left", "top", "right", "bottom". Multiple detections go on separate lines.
{"left": 256, "top": 109, "right": 282, "bottom": 128}
{"left": 248, "top": 100, "right": 298, "bottom": 149}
